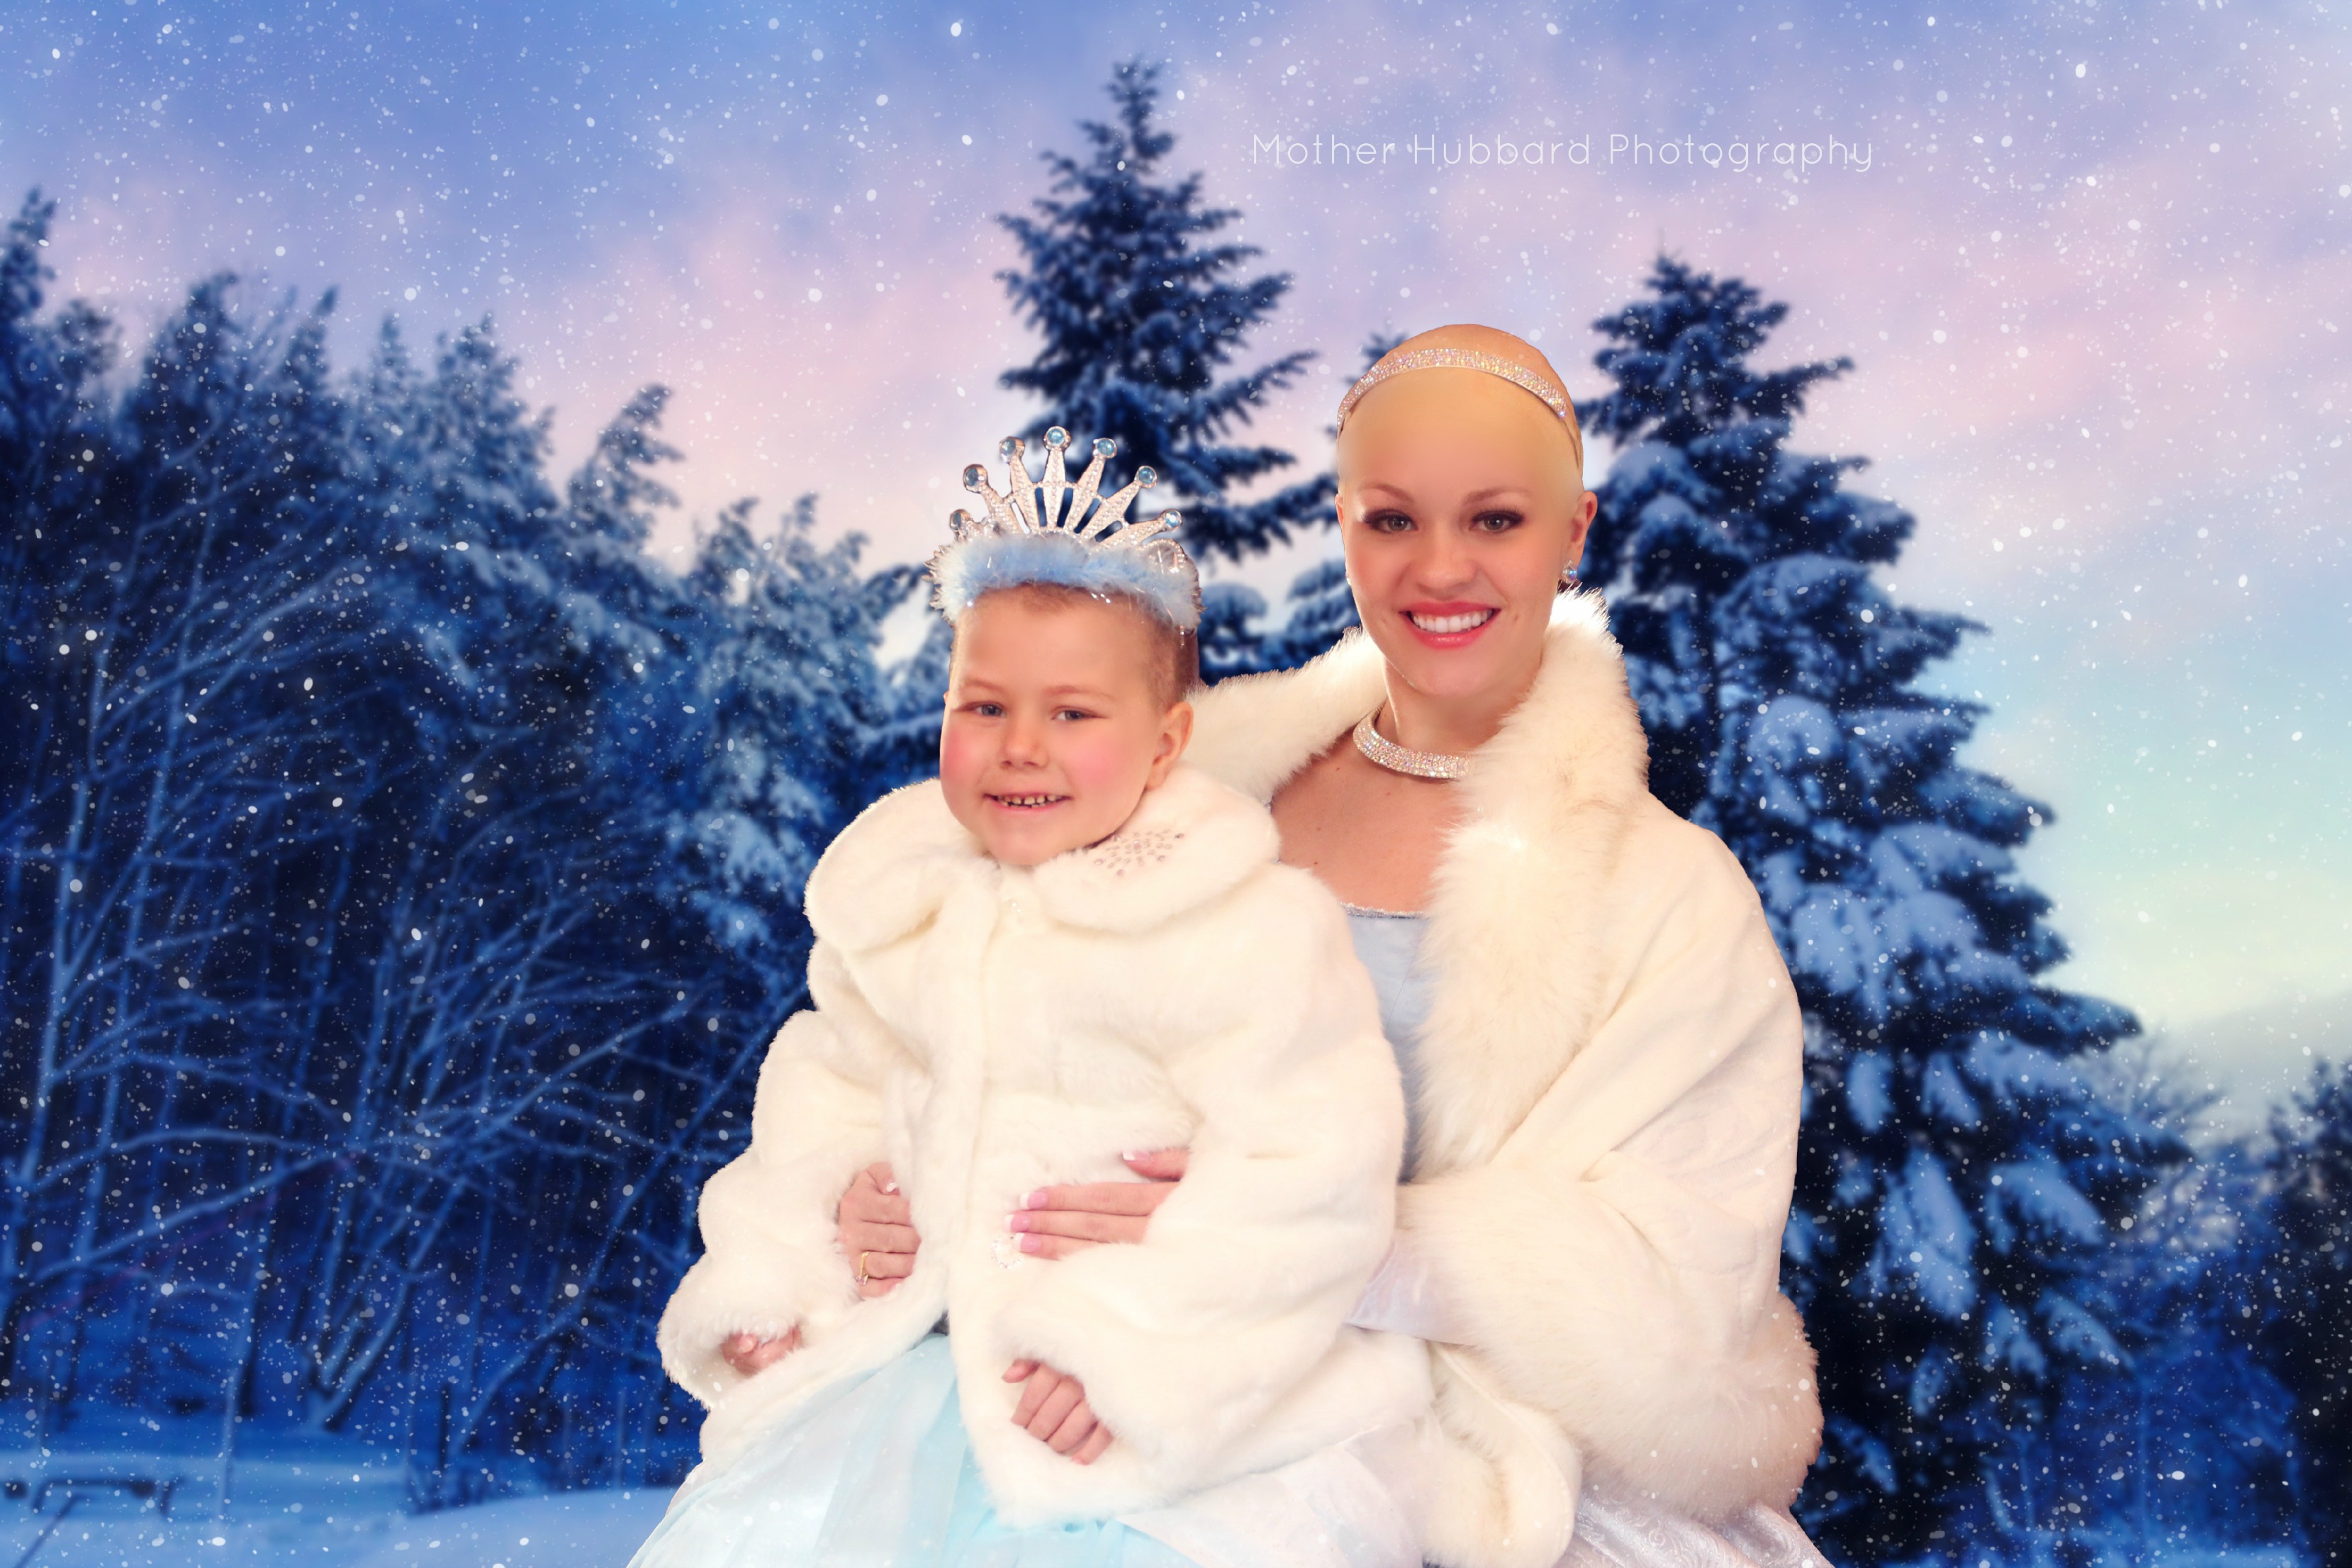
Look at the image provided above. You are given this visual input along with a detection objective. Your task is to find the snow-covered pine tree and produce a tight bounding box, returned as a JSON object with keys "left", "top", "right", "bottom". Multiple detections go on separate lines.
{"left": 681, "top": 494, "right": 902, "bottom": 959}
{"left": 996, "top": 59, "right": 1328, "bottom": 565}
{"left": 0, "top": 191, "right": 905, "bottom": 1492}
{"left": 1578, "top": 257, "right": 2181, "bottom": 1558}
{"left": 2254, "top": 1062, "right": 2352, "bottom": 1564}
{"left": 2040, "top": 1048, "right": 2302, "bottom": 1552}
{"left": 1194, "top": 332, "right": 1404, "bottom": 680}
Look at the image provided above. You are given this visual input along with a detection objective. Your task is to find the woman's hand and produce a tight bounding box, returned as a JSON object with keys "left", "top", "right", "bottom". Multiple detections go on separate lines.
{"left": 836, "top": 1161, "right": 919, "bottom": 1299}
{"left": 1004, "top": 1148, "right": 1189, "bottom": 1258}
{"left": 720, "top": 1325, "right": 802, "bottom": 1377}
{"left": 1002, "top": 1359, "right": 1116, "bottom": 1464}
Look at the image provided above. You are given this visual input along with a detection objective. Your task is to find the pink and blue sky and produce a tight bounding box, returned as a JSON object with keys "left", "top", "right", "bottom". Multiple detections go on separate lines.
{"left": 4, "top": 0, "right": 2345, "bottom": 1111}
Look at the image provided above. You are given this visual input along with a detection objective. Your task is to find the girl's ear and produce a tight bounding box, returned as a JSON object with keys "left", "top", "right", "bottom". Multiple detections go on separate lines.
{"left": 1146, "top": 700, "right": 1195, "bottom": 788}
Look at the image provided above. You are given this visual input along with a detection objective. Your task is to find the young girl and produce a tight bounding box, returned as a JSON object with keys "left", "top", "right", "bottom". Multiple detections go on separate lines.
{"left": 631, "top": 430, "right": 1431, "bottom": 1568}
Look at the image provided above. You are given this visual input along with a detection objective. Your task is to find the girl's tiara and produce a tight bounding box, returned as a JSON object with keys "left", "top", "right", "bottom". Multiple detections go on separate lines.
{"left": 927, "top": 428, "right": 1202, "bottom": 632}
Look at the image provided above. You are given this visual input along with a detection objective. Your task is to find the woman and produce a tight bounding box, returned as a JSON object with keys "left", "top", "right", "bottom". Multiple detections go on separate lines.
{"left": 839, "top": 323, "right": 1827, "bottom": 1568}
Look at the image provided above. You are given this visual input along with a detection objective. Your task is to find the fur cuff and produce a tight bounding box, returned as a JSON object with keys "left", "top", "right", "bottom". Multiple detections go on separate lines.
{"left": 655, "top": 1245, "right": 858, "bottom": 1406}
{"left": 1402, "top": 1165, "right": 1821, "bottom": 1520}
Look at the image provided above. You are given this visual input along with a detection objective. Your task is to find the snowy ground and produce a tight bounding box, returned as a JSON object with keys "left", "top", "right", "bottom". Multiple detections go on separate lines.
{"left": 0, "top": 1418, "right": 668, "bottom": 1567}
{"left": 1, "top": 1418, "right": 2312, "bottom": 1568}
{"left": 0, "top": 1488, "right": 668, "bottom": 1568}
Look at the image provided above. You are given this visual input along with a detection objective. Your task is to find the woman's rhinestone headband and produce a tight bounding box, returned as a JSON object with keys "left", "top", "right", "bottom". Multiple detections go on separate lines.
{"left": 1334, "top": 347, "right": 1584, "bottom": 471}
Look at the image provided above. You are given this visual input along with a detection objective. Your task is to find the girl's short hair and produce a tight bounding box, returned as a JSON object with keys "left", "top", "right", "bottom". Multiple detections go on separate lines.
{"left": 961, "top": 581, "right": 1199, "bottom": 709}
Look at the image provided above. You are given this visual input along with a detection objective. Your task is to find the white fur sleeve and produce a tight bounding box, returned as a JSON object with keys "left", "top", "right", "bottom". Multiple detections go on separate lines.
{"left": 988, "top": 875, "right": 1407, "bottom": 1490}
{"left": 1400, "top": 841, "right": 1823, "bottom": 1519}
{"left": 654, "top": 943, "right": 891, "bottom": 1406}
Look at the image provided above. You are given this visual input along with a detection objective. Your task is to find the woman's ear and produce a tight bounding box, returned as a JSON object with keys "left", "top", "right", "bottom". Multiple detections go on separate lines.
{"left": 1146, "top": 700, "right": 1196, "bottom": 787}
{"left": 1563, "top": 487, "right": 1599, "bottom": 576}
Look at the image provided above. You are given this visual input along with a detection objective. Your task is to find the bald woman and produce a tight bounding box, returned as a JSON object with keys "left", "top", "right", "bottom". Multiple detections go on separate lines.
{"left": 841, "top": 326, "right": 1830, "bottom": 1568}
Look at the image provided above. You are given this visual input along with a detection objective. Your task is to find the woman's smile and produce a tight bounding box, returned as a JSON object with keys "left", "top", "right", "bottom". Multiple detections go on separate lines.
{"left": 1401, "top": 601, "right": 1501, "bottom": 646}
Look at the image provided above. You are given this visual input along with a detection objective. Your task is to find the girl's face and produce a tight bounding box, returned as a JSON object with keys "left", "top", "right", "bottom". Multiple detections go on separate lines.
{"left": 939, "top": 590, "right": 1192, "bottom": 868}
{"left": 1335, "top": 369, "right": 1598, "bottom": 715}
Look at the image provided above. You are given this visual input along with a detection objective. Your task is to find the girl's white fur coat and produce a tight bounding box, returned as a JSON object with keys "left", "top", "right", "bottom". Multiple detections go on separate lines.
{"left": 1186, "top": 595, "right": 1823, "bottom": 1568}
{"left": 656, "top": 765, "right": 1429, "bottom": 1525}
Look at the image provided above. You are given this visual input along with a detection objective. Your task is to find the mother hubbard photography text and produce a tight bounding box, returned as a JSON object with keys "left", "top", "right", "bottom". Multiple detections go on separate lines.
{"left": 1249, "top": 130, "right": 1874, "bottom": 173}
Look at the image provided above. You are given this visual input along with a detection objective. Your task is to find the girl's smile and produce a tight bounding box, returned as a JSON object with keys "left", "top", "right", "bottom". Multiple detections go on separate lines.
{"left": 985, "top": 791, "right": 1072, "bottom": 811}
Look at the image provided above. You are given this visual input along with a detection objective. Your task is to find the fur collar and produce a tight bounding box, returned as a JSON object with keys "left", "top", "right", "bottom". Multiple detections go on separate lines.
{"left": 804, "top": 765, "right": 1280, "bottom": 951}
{"left": 1189, "top": 591, "right": 1653, "bottom": 1175}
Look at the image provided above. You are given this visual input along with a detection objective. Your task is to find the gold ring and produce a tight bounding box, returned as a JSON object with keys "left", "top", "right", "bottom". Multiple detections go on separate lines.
{"left": 857, "top": 1250, "right": 873, "bottom": 1284}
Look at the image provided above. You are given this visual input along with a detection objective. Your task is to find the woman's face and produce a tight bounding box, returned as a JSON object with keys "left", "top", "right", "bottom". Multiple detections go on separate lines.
{"left": 1336, "top": 370, "right": 1597, "bottom": 713}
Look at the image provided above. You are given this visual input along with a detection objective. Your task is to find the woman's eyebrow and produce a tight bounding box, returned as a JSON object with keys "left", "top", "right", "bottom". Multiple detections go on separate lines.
{"left": 1356, "top": 482, "right": 1535, "bottom": 503}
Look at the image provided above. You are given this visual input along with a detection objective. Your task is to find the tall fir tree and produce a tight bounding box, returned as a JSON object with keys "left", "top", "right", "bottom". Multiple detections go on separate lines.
{"left": 1195, "top": 332, "right": 1404, "bottom": 680}
{"left": 2254, "top": 1063, "right": 2352, "bottom": 1564}
{"left": 996, "top": 60, "right": 1329, "bottom": 565}
{"left": 0, "top": 191, "right": 907, "bottom": 1493}
{"left": 1578, "top": 257, "right": 2183, "bottom": 1559}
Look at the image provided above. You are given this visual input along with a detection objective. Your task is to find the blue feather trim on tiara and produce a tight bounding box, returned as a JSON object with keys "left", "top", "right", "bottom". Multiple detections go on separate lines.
{"left": 925, "top": 429, "right": 1202, "bottom": 632}
{"left": 930, "top": 531, "right": 1203, "bottom": 631}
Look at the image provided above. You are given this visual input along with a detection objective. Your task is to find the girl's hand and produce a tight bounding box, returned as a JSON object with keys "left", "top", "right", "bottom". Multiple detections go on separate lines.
{"left": 1005, "top": 1147, "right": 1188, "bottom": 1259}
{"left": 720, "top": 1325, "right": 802, "bottom": 1377}
{"left": 1002, "top": 1359, "right": 1116, "bottom": 1464}
{"left": 837, "top": 1161, "right": 920, "bottom": 1298}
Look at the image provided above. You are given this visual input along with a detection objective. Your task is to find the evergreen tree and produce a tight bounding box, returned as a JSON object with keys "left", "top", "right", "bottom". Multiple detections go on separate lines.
{"left": 2036, "top": 1047, "right": 2304, "bottom": 1552}
{"left": 997, "top": 60, "right": 1330, "bottom": 564}
{"left": 0, "top": 191, "right": 903, "bottom": 1496}
{"left": 1579, "top": 257, "right": 2183, "bottom": 1559}
{"left": 2254, "top": 1062, "right": 2352, "bottom": 1564}
{"left": 681, "top": 494, "right": 905, "bottom": 958}
{"left": 1198, "top": 550, "right": 1360, "bottom": 681}
{"left": 1195, "top": 333, "right": 1404, "bottom": 681}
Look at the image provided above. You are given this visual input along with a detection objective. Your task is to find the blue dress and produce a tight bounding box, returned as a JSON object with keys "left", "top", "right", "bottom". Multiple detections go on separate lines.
{"left": 629, "top": 1333, "right": 1199, "bottom": 1568}
{"left": 1340, "top": 907, "right": 1433, "bottom": 1174}
{"left": 627, "top": 914, "right": 1435, "bottom": 1568}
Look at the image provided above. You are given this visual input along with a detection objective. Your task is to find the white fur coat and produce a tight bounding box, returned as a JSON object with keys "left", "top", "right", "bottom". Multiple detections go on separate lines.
{"left": 1187, "top": 595, "right": 1823, "bottom": 1568}
{"left": 655, "top": 764, "right": 1429, "bottom": 1526}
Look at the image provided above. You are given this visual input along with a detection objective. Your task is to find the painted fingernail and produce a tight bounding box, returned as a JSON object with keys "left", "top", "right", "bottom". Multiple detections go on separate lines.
{"left": 882, "top": 1181, "right": 899, "bottom": 1194}
{"left": 1005, "top": 1212, "right": 1028, "bottom": 1232}
{"left": 1119, "top": 1150, "right": 1143, "bottom": 1162}
{"left": 1023, "top": 1189, "right": 1048, "bottom": 1209}
{"left": 1019, "top": 1233, "right": 1043, "bottom": 1253}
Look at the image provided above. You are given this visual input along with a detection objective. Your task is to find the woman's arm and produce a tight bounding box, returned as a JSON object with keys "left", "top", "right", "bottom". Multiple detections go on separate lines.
{"left": 1019, "top": 1151, "right": 1472, "bottom": 1344}
{"left": 1006, "top": 1147, "right": 1187, "bottom": 1255}
{"left": 835, "top": 1163, "right": 919, "bottom": 1297}
{"left": 1399, "top": 834, "right": 1820, "bottom": 1516}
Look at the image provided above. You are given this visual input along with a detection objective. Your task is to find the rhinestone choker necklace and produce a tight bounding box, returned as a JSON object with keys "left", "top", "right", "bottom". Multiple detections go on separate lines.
{"left": 1353, "top": 712, "right": 1471, "bottom": 781}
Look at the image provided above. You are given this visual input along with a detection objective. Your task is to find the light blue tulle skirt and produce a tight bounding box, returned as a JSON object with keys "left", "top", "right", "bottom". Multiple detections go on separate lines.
{"left": 629, "top": 1334, "right": 1202, "bottom": 1568}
